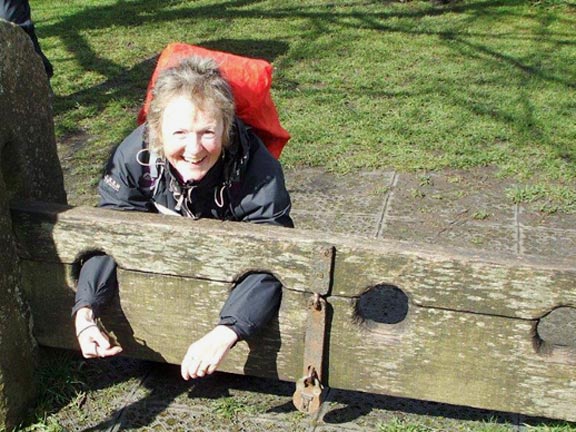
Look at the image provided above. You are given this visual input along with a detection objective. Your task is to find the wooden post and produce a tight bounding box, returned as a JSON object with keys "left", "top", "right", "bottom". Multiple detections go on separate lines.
{"left": 0, "top": 19, "right": 66, "bottom": 429}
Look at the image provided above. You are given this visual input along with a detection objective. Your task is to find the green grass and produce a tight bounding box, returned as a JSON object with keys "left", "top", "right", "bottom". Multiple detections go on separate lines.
{"left": 32, "top": 0, "right": 576, "bottom": 209}
{"left": 6, "top": 350, "right": 85, "bottom": 432}
{"left": 524, "top": 424, "right": 576, "bottom": 432}
{"left": 211, "top": 396, "right": 257, "bottom": 421}
{"left": 375, "top": 417, "right": 576, "bottom": 432}
{"left": 376, "top": 416, "right": 514, "bottom": 432}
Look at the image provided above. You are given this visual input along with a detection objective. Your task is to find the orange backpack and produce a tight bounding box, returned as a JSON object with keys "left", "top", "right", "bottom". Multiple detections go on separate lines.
{"left": 138, "top": 43, "right": 290, "bottom": 159}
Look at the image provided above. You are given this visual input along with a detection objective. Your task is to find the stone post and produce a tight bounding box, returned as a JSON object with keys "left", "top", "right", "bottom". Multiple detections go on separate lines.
{"left": 0, "top": 19, "right": 66, "bottom": 429}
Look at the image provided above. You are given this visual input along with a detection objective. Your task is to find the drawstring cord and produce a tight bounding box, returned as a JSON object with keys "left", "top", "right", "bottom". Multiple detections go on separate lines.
{"left": 214, "top": 184, "right": 226, "bottom": 208}
{"left": 135, "top": 149, "right": 152, "bottom": 167}
{"left": 136, "top": 148, "right": 164, "bottom": 195}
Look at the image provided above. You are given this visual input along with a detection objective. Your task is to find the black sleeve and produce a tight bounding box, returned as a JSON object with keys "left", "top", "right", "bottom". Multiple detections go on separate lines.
{"left": 238, "top": 172, "right": 293, "bottom": 228}
{"left": 218, "top": 273, "right": 282, "bottom": 341}
{"left": 98, "top": 125, "right": 153, "bottom": 212}
{"left": 234, "top": 140, "right": 294, "bottom": 228}
{"left": 71, "top": 255, "right": 117, "bottom": 317}
{"left": 73, "top": 126, "right": 150, "bottom": 317}
{"left": 220, "top": 138, "right": 292, "bottom": 339}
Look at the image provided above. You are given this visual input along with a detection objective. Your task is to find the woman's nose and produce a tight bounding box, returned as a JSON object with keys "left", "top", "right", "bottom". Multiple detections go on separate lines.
{"left": 183, "top": 133, "right": 201, "bottom": 154}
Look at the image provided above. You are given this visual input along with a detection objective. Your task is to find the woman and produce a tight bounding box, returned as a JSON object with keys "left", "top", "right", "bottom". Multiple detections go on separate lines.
{"left": 73, "top": 56, "right": 293, "bottom": 381}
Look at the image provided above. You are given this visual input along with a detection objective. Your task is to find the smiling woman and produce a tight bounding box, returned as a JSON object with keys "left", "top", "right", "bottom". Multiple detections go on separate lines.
{"left": 161, "top": 97, "right": 225, "bottom": 183}
{"left": 145, "top": 55, "right": 236, "bottom": 180}
{"left": 72, "top": 55, "right": 293, "bottom": 381}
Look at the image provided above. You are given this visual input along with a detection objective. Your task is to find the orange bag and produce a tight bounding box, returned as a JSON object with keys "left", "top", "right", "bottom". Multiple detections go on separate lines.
{"left": 138, "top": 43, "right": 290, "bottom": 159}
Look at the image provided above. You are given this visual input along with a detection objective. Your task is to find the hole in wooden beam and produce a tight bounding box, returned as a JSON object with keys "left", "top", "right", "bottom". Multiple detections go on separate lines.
{"left": 537, "top": 306, "right": 576, "bottom": 348}
{"left": 354, "top": 284, "right": 409, "bottom": 327}
{"left": 534, "top": 306, "right": 576, "bottom": 365}
{"left": 72, "top": 249, "right": 110, "bottom": 283}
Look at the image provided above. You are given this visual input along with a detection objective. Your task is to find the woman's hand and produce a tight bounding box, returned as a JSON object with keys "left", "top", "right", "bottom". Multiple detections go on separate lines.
{"left": 181, "top": 325, "right": 238, "bottom": 380}
{"left": 74, "top": 307, "right": 123, "bottom": 359}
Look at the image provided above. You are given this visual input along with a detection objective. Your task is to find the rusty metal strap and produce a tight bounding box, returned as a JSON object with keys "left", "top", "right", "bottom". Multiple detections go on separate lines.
{"left": 302, "top": 294, "right": 327, "bottom": 381}
{"left": 309, "top": 246, "right": 334, "bottom": 296}
{"left": 293, "top": 294, "right": 327, "bottom": 414}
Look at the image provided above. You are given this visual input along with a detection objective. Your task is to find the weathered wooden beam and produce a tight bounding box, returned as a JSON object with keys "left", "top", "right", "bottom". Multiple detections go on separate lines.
{"left": 12, "top": 200, "right": 332, "bottom": 294}
{"left": 11, "top": 200, "right": 576, "bottom": 422}
{"left": 20, "top": 260, "right": 308, "bottom": 383}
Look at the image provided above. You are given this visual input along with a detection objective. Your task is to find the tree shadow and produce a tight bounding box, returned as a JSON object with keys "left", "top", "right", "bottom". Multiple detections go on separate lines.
{"left": 40, "top": 0, "right": 575, "bottom": 108}
{"left": 321, "top": 387, "right": 576, "bottom": 429}
{"left": 39, "top": 0, "right": 575, "bottom": 174}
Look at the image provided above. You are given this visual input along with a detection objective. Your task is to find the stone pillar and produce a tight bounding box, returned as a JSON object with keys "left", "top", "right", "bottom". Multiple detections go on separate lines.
{"left": 0, "top": 19, "right": 66, "bottom": 429}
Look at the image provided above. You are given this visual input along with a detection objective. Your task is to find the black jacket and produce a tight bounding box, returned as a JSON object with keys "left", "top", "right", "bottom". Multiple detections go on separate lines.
{"left": 73, "top": 119, "right": 293, "bottom": 341}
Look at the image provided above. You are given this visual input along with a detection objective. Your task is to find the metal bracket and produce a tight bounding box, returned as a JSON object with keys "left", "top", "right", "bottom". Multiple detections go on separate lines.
{"left": 309, "top": 245, "right": 334, "bottom": 296}
{"left": 293, "top": 293, "right": 328, "bottom": 414}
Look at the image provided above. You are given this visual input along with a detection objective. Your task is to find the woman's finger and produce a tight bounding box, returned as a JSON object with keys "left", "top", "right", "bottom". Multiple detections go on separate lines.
{"left": 97, "top": 344, "right": 123, "bottom": 358}
{"left": 78, "top": 327, "right": 122, "bottom": 359}
{"left": 195, "top": 360, "right": 209, "bottom": 378}
{"left": 181, "top": 351, "right": 200, "bottom": 380}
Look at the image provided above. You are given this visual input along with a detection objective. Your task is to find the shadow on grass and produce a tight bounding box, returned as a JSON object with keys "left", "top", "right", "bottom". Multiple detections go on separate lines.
{"left": 43, "top": 0, "right": 575, "bottom": 169}
{"left": 35, "top": 319, "right": 284, "bottom": 430}
{"left": 321, "top": 388, "right": 576, "bottom": 429}
{"left": 35, "top": 347, "right": 576, "bottom": 430}
{"left": 40, "top": 0, "right": 575, "bottom": 86}
{"left": 51, "top": 35, "right": 290, "bottom": 139}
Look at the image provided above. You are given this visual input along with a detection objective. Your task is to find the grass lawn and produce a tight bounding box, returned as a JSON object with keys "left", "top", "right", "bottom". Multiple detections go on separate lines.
{"left": 11, "top": 0, "right": 576, "bottom": 430}
{"left": 34, "top": 0, "right": 575, "bottom": 210}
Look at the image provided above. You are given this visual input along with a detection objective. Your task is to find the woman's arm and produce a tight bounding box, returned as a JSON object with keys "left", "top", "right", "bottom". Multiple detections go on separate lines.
{"left": 73, "top": 126, "right": 151, "bottom": 357}
{"left": 218, "top": 273, "right": 282, "bottom": 340}
{"left": 73, "top": 254, "right": 122, "bottom": 358}
{"left": 181, "top": 139, "right": 291, "bottom": 378}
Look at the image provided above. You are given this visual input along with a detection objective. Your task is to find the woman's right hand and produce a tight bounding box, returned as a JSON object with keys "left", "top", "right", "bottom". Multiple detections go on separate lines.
{"left": 74, "top": 307, "right": 123, "bottom": 359}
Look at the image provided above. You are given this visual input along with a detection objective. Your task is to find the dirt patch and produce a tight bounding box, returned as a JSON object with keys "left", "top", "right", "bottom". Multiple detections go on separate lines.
{"left": 57, "top": 130, "right": 100, "bottom": 207}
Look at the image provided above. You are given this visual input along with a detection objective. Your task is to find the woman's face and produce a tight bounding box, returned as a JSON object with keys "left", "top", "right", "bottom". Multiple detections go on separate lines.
{"left": 161, "top": 95, "right": 224, "bottom": 183}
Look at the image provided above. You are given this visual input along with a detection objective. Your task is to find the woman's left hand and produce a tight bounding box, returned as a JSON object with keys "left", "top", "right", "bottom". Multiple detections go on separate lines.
{"left": 181, "top": 325, "right": 238, "bottom": 380}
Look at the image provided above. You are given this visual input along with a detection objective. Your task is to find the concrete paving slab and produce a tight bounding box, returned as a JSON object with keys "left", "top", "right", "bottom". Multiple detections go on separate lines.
{"left": 115, "top": 405, "right": 215, "bottom": 432}
{"left": 314, "top": 388, "right": 518, "bottom": 432}
{"left": 381, "top": 217, "right": 519, "bottom": 254}
{"left": 518, "top": 204, "right": 576, "bottom": 231}
{"left": 73, "top": 363, "right": 315, "bottom": 431}
{"left": 136, "top": 365, "right": 309, "bottom": 424}
{"left": 286, "top": 168, "right": 394, "bottom": 217}
{"left": 386, "top": 170, "right": 517, "bottom": 226}
{"left": 520, "top": 226, "right": 576, "bottom": 258}
{"left": 114, "top": 402, "right": 309, "bottom": 432}
{"left": 292, "top": 212, "right": 381, "bottom": 237}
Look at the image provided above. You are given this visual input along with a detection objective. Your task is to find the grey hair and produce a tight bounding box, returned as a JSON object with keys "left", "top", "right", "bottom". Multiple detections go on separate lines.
{"left": 146, "top": 56, "right": 235, "bottom": 156}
